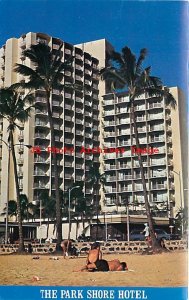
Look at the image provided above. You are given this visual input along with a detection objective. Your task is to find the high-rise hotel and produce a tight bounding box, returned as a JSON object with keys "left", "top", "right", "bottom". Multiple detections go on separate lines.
{"left": 0, "top": 32, "right": 187, "bottom": 224}
{"left": 0, "top": 32, "right": 104, "bottom": 211}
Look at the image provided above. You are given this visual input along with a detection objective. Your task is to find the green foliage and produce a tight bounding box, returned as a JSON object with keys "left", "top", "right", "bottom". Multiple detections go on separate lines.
{"left": 14, "top": 43, "right": 74, "bottom": 92}
{"left": 0, "top": 88, "right": 34, "bottom": 132}
{"left": 100, "top": 46, "right": 176, "bottom": 108}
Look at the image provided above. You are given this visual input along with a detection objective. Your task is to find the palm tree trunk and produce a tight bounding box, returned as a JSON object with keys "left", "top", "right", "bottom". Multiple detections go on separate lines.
{"left": 46, "top": 90, "right": 62, "bottom": 249}
{"left": 46, "top": 216, "right": 50, "bottom": 239}
{"left": 95, "top": 184, "right": 99, "bottom": 240}
{"left": 9, "top": 130, "right": 25, "bottom": 253}
{"left": 131, "top": 100, "right": 160, "bottom": 251}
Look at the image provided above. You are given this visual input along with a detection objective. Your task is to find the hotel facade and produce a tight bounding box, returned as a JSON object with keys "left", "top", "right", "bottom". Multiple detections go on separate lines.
{"left": 0, "top": 33, "right": 188, "bottom": 234}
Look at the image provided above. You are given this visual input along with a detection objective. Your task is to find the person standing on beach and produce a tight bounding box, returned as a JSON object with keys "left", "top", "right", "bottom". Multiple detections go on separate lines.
{"left": 61, "top": 239, "right": 72, "bottom": 258}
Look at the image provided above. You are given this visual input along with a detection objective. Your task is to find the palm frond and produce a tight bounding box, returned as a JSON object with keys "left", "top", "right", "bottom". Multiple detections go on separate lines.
{"left": 163, "top": 87, "right": 177, "bottom": 109}
{"left": 111, "top": 51, "right": 125, "bottom": 68}
{"left": 121, "top": 46, "right": 136, "bottom": 78}
{"left": 136, "top": 48, "right": 148, "bottom": 74}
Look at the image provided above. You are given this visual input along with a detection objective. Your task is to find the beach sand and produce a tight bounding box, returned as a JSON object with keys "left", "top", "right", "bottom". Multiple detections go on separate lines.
{"left": 0, "top": 251, "right": 187, "bottom": 286}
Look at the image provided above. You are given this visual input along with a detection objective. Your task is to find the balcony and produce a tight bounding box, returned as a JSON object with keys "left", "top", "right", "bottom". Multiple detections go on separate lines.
{"left": 19, "top": 184, "right": 23, "bottom": 189}
{"left": 84, "top": 59, "right": 91, "bottom": 65}
{"left": 150, "top": 137, "right": 165, "bottom": 143}
{"left": 104, "top": 165, "right": 116, "bottom": 170}
{"left": 65, "top": 138, "right": 73, "bottom": 144}
{"left": 85, "top": 100, "right": 92, "bottom": 107}
{"left": 104, "top": 142, "right": 116, "bottom": 148}
{"left": 35, "top": 109, "right": 47, "bottom": 115}
{"left": 105, "top": 188, "right": 117, "bottom": 193}
{"left": 85, "top": 111, "right": 92, "bottom": 117}
{"left": 34, "top": 158, "right": 50, "bottom": 164}
{"left": 52, "top": 100, "right": 60, "bottom": 106}
{"left": 105, "top": 199, "right": 116, "bottom": 206}
{"left": 166, "top": 115, "right": 171, "bottom": 121}
{"left": 75, "top": 54, "right": 82, "bottom": 60}
{"left": 167, "top": 137, "right": 172, "bottom": 144}
{"left": 92, "top": 74, "right": 98, "bottom": 80}
{"left": 65, "top": 127, "right": 73, "bottom": 133}
{"left": 136, "top": 117, "right": 146, "bottom": 122}
{"left": 106, "top": 132, "right": 115, "bottom": 137}
{"left": 148, "top": 114, "right": 164, "bottom": 120}
{"left": 170, "top": 183, "right": 175, "bottom": 190}
{"left": 168, "top": 160, "right": 173, "bottom": 166}
{"left": 119, "top": 187, "right": 132, "bottom": 192}
{"left": 17, "top": 146, "right": 24, "bottom": 154}
{"left": 85, "top": 122, "right": 91, "bottom": 128}
{"left": 18, "top": 158, "right": 24, "bottom": 165}
{"left": 65, "top": 93, "right": 72, "bottom": 99}
{"left": 118, "top": 141, "right": 130, "bottom": 146}
{"left": 75, "top": 152, "right": 84, "bottom": 158}
{"left": 76, "top": 164, "right": 83, "bottom": 169}
{"left": 33, "top": 171, "right": 48, "bottom": 176}
{"left": 151, "top": 184, "right": 167, "bottom": 190}
{"left": 75, "top": 65, "right": 83, "bottom": 71}
{"left": 52, "top": 112, "right": 60, "bottom": 118}
{"left": 166, "top": 126, "right": 172, "bottom": 132}
{"left": 149, "top": 126, "right": 164, "bottom": 132}
{"left": 106, "top": 176, "right": 117, "bottom": 182}
{"left": 76, "top": 96, "right": 84, "bottom": 103}
{"left": 149, "top": 103, "right": 162, "bottom": 109}
{"left": 52, "top": 89, "right": 60, "bottom": 95}
{"left": 75, "top": 119, "right": 83, "bottom": 125}
{"left": 135, "top": 106, "right": 145, "bottom": 111}
{"left": 35, "top": 97, "right": 46, "bottom": 103}
{"left": 104, "top": 121, "right": 115, "bottom": 127}
{"left": 18, "top": 171, "right": 23, "bottom": 177}
{"left": 76, "top": 141, "right": 83, "bottom": 146}
{"left": 18, "top": 134, "right": 24, "bottom": 141}
{"left": 118, "top": 175, "right": 132, "bottom": 180}
{"left": 167, "top": 148, "right": 173, "bottom": 155}
{"left": 35, "top": 120, "right": 48, "bottom": 127}
{"left": 76, "top": 108, "right": 83, "bottom": 114}
{"left": 76, "top": 129, "right": 83, "bottom": 135}
{"left": 33, "top": 183, "right": 50, "bottom": 189}
{"left": 76, "top": 175, "right": 83, "bottom": 181}
{"left": 75, "top": 75, "right": 83, "bottom": 82}
{"left": 65, "top": 116, "right": 72, "bottom": 122}
{"left": 119, "top": 164, "right": 131, "bottom": 169}
{"left": 35, "top": 133, "right": 50, "bottom": 139}
{"left": 151, "top": 160, "right": 166, "bottom": 166}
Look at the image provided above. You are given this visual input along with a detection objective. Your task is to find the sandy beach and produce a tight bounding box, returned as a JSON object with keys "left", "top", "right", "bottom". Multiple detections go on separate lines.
{"left": 0, "top": 251, "right": 187, "bottom": 287}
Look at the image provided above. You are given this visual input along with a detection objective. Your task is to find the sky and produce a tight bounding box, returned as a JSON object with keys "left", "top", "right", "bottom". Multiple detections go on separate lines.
{"left": 0, "top": 0, "right": 188, "bottom": 97}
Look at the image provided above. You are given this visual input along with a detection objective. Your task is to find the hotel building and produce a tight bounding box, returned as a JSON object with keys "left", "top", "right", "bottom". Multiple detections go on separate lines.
{"left": 101, "top": 88, "right": 187, "bottom": 219}
{"left": 0, "top": 33, "right": 187, "bottom": 233}
{"left": 0, "top": 32, "right": 101, "bottom": 212}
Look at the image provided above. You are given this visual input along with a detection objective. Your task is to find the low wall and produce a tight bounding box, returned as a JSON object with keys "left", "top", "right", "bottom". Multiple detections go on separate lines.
{"left": 75, "top": 239, "right": 188, "bottom": 255}
{"left": 0, "top": 239, "right": 187, "bottom": 254}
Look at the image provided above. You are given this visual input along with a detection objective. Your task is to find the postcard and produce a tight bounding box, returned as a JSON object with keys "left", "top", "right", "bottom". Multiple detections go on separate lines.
{"left": 0, "top": 1, "right": 188, "bottom": 300}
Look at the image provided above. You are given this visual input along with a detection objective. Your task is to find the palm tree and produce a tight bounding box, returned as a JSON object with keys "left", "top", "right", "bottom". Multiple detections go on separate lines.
{"left": 88, "top": 162, "right": 106, "bottom": 239}
{"left": 0, "top": 88, "right": 34, "bottom": 252}
{"left": 14, "top": 43, "right": 73, "bottom": 248}
{"left": 39, "top": 190, "right": 55, "bottom": 239}
{"left": 101, "top": 47, "right": 176, "bottom": 250}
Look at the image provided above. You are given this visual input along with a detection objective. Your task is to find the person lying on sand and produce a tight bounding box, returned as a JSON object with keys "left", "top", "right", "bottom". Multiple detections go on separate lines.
{"left": 79, "top": 242, "right": 102, "bottom": 271}
{"left": 77, "top": 259, "right": 128, "bottom": 272}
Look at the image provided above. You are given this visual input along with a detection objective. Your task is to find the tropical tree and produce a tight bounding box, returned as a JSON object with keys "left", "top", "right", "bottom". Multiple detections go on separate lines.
{"left": 101, "top": 47, "right": 176, "bottom": 250}
{"left": 14, "top": 43, "right": 74, "bottom": 249}
{"left": 88, "top": 162, "right": 106, "bottom": 239}
{"left": 0, "top": 88, "right": 33, "bottom": 253}
{"left": 39, "top": 190, "right": 56, "bottom": 238}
